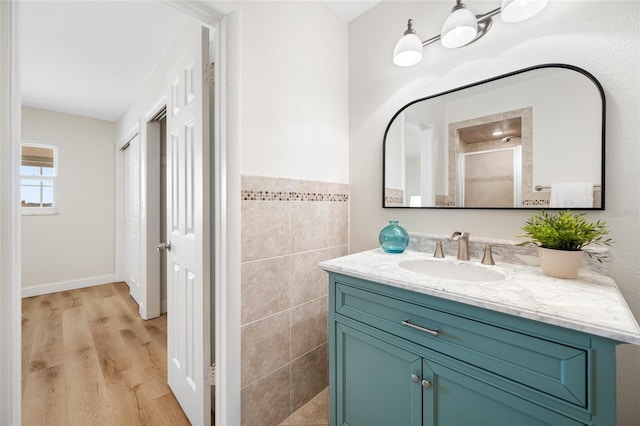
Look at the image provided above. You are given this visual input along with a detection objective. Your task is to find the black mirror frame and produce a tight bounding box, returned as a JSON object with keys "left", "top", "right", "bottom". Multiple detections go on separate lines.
{"left": 382, "top": 63, "right": 606, "bottom": 210}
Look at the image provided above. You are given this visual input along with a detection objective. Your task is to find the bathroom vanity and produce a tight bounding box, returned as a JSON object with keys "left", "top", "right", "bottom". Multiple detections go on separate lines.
{"left": 320, "top": 248, "right": 640, "bottom": 426}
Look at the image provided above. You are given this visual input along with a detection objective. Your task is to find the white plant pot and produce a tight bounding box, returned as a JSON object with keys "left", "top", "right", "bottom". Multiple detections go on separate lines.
{"left": 537, "top": 247, "right": 584, "bottom": 279}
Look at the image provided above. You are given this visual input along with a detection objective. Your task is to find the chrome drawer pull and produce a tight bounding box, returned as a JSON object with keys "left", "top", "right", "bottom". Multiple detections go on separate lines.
{"left": 402, "top": 319, "right": 439, "bottom": 336}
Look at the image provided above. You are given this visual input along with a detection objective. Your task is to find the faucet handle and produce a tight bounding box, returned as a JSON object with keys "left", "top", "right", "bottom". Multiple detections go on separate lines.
{"left": 451, "top": 231, "right": 469, "bottom": 240}
{"left": 481, "top": 245, "right": 496, "bottom": 265}
{"left": 433, "top": 241, "right": 445, "bottom": 258}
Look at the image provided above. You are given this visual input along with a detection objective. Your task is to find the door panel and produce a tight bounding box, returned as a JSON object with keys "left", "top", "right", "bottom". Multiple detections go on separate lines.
{"left": 422, "top": 358, "right": 586, "bottom": 426}
{"left": 166, "top": 25, "right": 210, "bottom": 426}
{"left": 127, "top": 134, "right": 142, "bottom": 306}
{"left": 123, "top": 145, "right": 130, "bottom": 284}
{"left": 335, "top": 322, "right": 422, "bottom": 426}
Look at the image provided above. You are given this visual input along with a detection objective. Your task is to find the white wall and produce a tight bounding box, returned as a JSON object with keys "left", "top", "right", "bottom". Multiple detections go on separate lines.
{"left": 349, "top": 1, "right": 640, "bottom": 423}
{"left": 386, "top": 112, "right": 405, "bottom": 189}
{"left": 238, "top": 1, "right": 349, "bottom": 184}
{"left": 21, "top": 107, "right": 116, "bottom": 292}
{"left": 443, "top": 69, "right": 601, "bottom": 185}
{"left": 116, "top": 18, "right": 198, "bottom": 144}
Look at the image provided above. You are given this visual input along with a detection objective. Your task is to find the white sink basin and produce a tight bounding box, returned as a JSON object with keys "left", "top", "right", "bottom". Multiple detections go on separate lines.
{"left": 399, "top": 260, "right": 506, "bottom": 282}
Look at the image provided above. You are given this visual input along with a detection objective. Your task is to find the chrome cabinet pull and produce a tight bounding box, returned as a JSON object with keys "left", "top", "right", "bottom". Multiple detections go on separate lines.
{"left": 401, "top": 319, "right": 439, "bottom": 336}
{"left": 422, "top": 379, "right": 432, "bottom": 389}
{"left": 411, "top": 374, "right": 420, "bottom": 383}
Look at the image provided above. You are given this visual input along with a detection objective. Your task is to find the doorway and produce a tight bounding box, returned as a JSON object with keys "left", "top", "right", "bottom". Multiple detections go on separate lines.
{"left": 146, "top": 108, "right": 168, "bottom": 316}
{"left": 120, "top": 108, "right": 167, "bottom": 320}
{"left": 457, "top": 146, "right": 522, "bottom": 207}
{"left": 7, "top": 4, "right": 235, "bottom": 426}
{"left": 449, "top": 110, "right": 531, "bottom": 208}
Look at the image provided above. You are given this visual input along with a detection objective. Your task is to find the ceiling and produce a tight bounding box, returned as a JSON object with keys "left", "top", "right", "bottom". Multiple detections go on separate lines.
{"left": 324, "top": 0, "right": 381, "bottom": 22}
{"left": 18, "top": 1, "right": 379, "bottom": 123}
{"left": 458, "top": 117, "right": 523, "bottom": 144}
{"left": 18, "top": 1, "right": 191, "bottom": 122}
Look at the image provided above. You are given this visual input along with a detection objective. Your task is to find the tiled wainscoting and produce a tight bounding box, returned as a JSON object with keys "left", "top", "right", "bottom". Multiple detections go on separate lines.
{"left": 240, "top": 176, "right": 349, "bottom": 426}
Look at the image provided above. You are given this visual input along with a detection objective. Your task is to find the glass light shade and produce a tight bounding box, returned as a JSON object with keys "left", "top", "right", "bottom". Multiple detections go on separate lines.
{"left": 440, "top": 7, "right": 478, "bottom": 48}
{"left": 393, "top": 33, "right": 424, "bottom": 67}
{"left": 500, "top": 0, "right": 549, "bottom": 23}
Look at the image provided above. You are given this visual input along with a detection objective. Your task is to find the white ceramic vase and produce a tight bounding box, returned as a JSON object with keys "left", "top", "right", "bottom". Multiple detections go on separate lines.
{"left": 537, "top": 247, "right": 584, "bottom": 279}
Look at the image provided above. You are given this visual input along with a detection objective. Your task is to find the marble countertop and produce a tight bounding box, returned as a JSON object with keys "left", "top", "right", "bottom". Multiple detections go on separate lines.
{"left": 319, "top": 249, "right": 640, "bottom": 345}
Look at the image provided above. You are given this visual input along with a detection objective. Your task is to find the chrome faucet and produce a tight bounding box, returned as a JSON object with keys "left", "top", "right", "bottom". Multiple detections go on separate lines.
{"left": 451, "top": 231, "right": 470, "bottom": 260}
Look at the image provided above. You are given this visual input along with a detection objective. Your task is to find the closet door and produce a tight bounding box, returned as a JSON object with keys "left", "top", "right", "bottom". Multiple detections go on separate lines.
{"left": 125, "top": 134, "right": 143, "bottom": 306}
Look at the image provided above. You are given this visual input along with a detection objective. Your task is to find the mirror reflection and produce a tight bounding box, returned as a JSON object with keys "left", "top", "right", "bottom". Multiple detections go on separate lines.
{"left": 383, "top": 64, "right": 605, "bottom": 209}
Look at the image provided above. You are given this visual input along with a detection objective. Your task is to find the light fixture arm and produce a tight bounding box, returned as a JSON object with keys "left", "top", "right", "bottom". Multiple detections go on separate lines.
{"left": 420, "top": 7, "right": 501, "bottom": 48}
{"left": 393, "top": 0, "right": 548, "bottom": 66}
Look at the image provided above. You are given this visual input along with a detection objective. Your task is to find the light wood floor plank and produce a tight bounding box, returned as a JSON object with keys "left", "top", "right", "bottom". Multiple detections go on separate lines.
{"left": 64, "top": 346, "right": 111, "bottom": 426}
{"left": 92, "top": 329, "right": 134, "bottom": 379}
{"left": 22, "top": 364, "right": 67, "bottom": 426}
{"left": 22, "top": 282, "right": 190, "bottom": 426}
{"left": 26, "top": 296, "right": 64, "bottom": 374}
{"left": 59, "top": 290, "right": 83, "bottom": 310}
{"left": 62, "top": 306, "right": 94, "bottom": 351}
{"left": 21, "top": 296, "right": 38, "bottom": 390}
{"left": 152, "top": 392, "right": 192, "bottom": 425}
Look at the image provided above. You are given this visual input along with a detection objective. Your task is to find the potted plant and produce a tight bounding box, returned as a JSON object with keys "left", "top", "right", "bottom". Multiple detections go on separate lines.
{"left": 519, "top": 210, "right": 611, "bottom": 279}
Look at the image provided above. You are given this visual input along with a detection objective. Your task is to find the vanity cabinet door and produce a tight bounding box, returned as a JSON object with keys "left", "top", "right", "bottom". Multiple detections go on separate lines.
{"left": 334, "top": 322, "right": 423, "bottom": 426}
{"left": 421, "top": 358, "right": 587, "bottom": 426}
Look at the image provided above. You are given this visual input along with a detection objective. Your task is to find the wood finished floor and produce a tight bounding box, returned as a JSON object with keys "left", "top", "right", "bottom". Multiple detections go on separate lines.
{"left": 21, "top": 282, "right": 190, "bottom": 426}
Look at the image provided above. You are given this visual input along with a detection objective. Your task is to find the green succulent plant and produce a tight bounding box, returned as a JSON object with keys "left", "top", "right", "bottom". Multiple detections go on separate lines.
{"left": 519, "top": 210, "right": 612, "bottom": 260}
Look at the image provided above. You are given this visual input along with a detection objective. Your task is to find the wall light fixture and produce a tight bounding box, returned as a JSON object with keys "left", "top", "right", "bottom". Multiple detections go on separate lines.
{"left": 393, "top": 0, "right": 549, "bottom": 67}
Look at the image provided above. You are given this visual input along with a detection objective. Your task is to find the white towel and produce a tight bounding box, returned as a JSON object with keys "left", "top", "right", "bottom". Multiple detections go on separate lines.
{"left": 550, "top": 182, "right": 594, "bottom": 208}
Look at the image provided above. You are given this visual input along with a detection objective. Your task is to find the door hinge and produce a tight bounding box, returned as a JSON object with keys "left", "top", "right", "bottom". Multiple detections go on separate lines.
{"left": 204, "top": 63, "right": 215, "bottom": 84}
{"left": 206, "top": 363, "right": 216, "bottom": 386}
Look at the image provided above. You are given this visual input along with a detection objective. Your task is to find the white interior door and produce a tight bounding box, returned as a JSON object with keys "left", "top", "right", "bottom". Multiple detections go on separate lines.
{"left": 123, "top": 145, "right": 131, "bottom": 284}
{"left": 127, "top": 134, "right": 143, "bottom": 305}
{"left": 165, "top": 25, "right": 211, "bottom": 425}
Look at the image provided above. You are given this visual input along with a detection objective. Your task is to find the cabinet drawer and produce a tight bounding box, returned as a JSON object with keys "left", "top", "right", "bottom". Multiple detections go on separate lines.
{"left": 335, "top": 282, "right": 588, "bottom": 408}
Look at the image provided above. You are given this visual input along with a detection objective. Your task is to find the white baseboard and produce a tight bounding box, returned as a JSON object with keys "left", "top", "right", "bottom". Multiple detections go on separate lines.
{"left": 21, "top": 273, "right": 118, "bottom": 298}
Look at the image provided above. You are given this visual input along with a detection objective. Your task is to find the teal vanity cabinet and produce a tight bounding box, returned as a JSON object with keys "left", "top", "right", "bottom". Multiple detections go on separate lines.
{"left": 328, "top": 273, "right": 620, "bottom": 426}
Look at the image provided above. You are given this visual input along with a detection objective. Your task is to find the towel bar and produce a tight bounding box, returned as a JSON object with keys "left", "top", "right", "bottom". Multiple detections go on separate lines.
{"left": 535, "top": 184, "right": 601, "bottom": 192}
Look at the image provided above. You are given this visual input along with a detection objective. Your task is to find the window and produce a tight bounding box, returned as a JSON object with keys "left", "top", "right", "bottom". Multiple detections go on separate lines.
{"left": 20, "top": 142, "right": 57, "bottom": 214}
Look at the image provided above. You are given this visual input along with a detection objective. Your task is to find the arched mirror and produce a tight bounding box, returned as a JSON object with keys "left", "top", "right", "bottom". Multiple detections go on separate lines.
{"left": 383, "top": 64, "right": 605, "bottom": 209}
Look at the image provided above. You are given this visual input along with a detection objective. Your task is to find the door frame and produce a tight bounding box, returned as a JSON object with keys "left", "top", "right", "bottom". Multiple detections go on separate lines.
{"left": 1, "top": 1, "right": 21, "bottom": 423}
{"left": 2, "top": 1, "right": 242, "bottom": 425}
{"left": 456, "top": 146, "right": 522, "bottom": 208}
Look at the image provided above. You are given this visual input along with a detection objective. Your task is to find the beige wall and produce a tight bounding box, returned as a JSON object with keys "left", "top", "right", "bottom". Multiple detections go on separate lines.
{"left": 349, "top": 1, "right": 640, "bottom": 423}
{"left": 236, "top": 3, "right": 349, "bottom": 425}
{"left": 240, "top": 176, "right": 348, "bottom": 426}
{"left": 21, "top": 107, "right": 116, "bottom": 290}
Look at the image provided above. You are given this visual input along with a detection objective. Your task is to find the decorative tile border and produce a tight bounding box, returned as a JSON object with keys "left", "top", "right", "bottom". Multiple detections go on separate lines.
{"left": 523, "top": 188, "right": 602, "bottom": 209}
{"left": 384, "top": 188, "right": 404, "bottom": 207}
{"left": 241, "top": 174, "right": 348, "bottom": 421}
{"left": 241, "top": 190, "right": 348, "bottom": 202}
{"left": 522, "top": 199, "right": 549, "bottom": 207}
